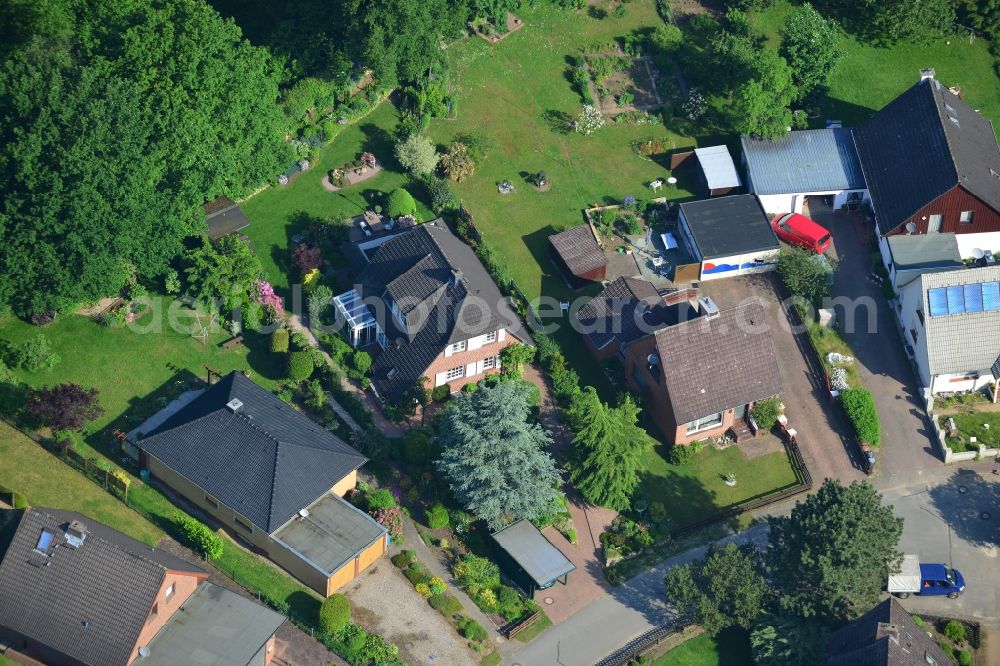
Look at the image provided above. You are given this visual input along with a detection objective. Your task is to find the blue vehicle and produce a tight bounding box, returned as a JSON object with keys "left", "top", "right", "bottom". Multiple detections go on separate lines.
{"left": 888, "top": 555, "right": 966, "bottom": 599}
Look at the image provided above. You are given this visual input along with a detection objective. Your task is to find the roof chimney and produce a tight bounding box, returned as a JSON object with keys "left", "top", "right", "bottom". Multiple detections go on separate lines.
{"left": 64, "top": 520, "right": 88, "bottom": 549}
{"left": 920, "top": 68, "right": 935, "bottom": 81}
{"left": 225, "top": 398, "right": 244, "bottom": 413}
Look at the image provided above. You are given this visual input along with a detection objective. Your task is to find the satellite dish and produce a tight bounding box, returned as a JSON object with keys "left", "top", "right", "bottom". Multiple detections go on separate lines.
{"left": 138, "top": 646, "right": 151, "bottom": 658}
{"left": 667, "top": 177, "right": 678, "bottom": 185}
{"left": 905, "top": 222, "right": 917, "bottom": 234}
{"left": 972, "top": 248, "right": 986, "bottom": 259}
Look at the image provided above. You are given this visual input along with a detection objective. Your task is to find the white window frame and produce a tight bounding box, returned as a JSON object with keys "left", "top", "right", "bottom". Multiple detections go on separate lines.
{"left": 165, "top": 583, "right": 175, "bottom": 600}
{"left": 446, "top": 366, "right": 465, "bottom": 380}
{"left": 686, "top": 412, "right": 723, "bottom": 435}
{"left": 484, "top": 331, "right": 498, "bottom": 344}
{"left": 483, "top": 356, "right": 497, "bottom": 370}
{"left": 960, "top": 210, "right": 974, "bottom": 224}
{"left": 449, "top": 340, "right": 467, "bottom": 354}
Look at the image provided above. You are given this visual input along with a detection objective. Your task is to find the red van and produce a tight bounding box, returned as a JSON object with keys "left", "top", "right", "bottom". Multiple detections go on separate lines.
{"left": 772, "top": 212, "right": 832, "bottom": 254}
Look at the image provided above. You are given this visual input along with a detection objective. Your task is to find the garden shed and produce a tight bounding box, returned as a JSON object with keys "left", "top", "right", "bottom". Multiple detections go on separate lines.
{"left": 203, "top": 196, "right": 251, "bottom": 241}
{"left": 677, "top": 195, "right": 780, "bottom": 281}
{"left": 491, "top": 520, "right": 575, "bottom": 596}
{"left": 548, "top": 224, "right": 607, "bottom": 288}
{"left": 740, "top": 128, "right": 868, "bottom": 215}
{"left": 694, "top": 145, "right": 741, "bottom": 197}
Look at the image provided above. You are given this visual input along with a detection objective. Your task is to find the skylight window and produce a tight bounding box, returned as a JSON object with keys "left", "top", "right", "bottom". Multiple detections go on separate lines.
{"left": 34, "top": 529, "right": 55, "bottom": 553}
{"left": 928, "top": 282, "right": 1000, "bottom": 316}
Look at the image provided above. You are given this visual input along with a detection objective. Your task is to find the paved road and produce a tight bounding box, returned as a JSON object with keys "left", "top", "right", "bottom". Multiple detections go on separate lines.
{"left": 504, "top": 524, "right": 770, "bottom": 666}
{"left": 882, "top": 463, "right": 1000, "bottom": 623}
{"left": 817, "top": 206, "right": 942, "bottom": 489}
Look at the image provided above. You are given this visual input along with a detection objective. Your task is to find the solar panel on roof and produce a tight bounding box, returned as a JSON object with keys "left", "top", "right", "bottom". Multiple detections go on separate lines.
{"left": 929, "top": 281, "right": 1000, "bottom": 316}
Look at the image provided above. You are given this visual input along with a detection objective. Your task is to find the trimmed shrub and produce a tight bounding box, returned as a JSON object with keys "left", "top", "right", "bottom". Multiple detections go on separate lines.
{"left": 840, "top": 388, "right": 880, "bottom": 445}
{"left": 176, "top": 515, "right": 223, "bottom": 560}
{"left": 429, "top": 592, "right": 464, "bottom": 616}
{"left": 415, "top": 582, "right": 432, "bottom": 598}
{"left": 403, "top": 565, "right": 431, "bottom": 586}
{"left": 751, "top": 396, "right": 782, "bottom": 431}
{"left": 454, "top": 554, "right": 500, "bottom": 595}
{"left": 319, "top": 594, "right": 351, "bottom": 634}
{"left": 432, "top": 384, "right": 450, "bottom": 402}
{"left": 367, "top": 489, "right": 397, "bottom": 510}
{"left": 290, "top": 331, "right": 310, "bottom": 350}
{"left": 944, "top": 620, "right": 966, "bottom": 643}
{"left": 387, "top": 188, "right": 417, "bottom": 218}
{"left": 271, "top": 328, "right": 289, "bottom": 353}
{"left": 428, "top": 577, "right": 447, "bottom": 596}
{"left": 288, "top": 351, "right": 314, "bottom": 381}
{"left": 462, "top": 619, "right": 488, "bottom": 642}
{"left": 352, "top": 350, "right": 372, "bottom": 375}
{"left": 668, "top": 443, "right": 695, "bottom": 465}
{"left": 391, "top": 552, "right": 413, "bottom": 569}
{"left": 958, "top": 650, "right": 972, "bottom": 666}
{"left": 496, "top": 585, "right": 525, "bottom": 621}
{"left": 426, "top": 502, "right": 449, "bottom": 529}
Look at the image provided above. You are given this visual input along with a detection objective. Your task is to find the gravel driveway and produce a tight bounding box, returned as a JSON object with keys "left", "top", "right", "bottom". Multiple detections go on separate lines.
{"left": 342, "top": 559, "right": 477, "bottom": 666}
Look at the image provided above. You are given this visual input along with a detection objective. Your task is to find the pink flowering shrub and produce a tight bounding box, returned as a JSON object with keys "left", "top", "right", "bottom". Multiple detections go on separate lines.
{"left": 370, "top": 507, "right": 403, "bottom": 541}
{"left": 252, "top": 280, "right": 284, "bottom": 321}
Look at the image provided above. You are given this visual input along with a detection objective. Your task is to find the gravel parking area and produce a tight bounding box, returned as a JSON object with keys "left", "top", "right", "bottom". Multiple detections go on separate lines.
{"left": 342, "top": 559, "right": 478, "bottom": 666}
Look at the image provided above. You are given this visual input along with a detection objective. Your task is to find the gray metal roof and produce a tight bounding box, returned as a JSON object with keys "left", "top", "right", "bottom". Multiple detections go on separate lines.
{"left": 491, "top": 520, "right": 575, "bottom": 587}
{"left": 271, "top": 492, "right": 387, "bottom": 576}
{"left": 138, "top": 372, "right": 368, "bottom": 533}
{"left": 0, "top": 508, "right": 205, "bottom": 666}
{"left": 741, "top": 128, "right": 866, "bottom": 195}
{"left": 917, "top": 265, "right": 1000, "bottom": 376}
{"left": 694, "top": 145, "right": 741, "bottom": 190}
{"left": 887, "top": 234, "right": 962, "bottom": 271}
{"left": 141, "top": 583, "right": 284, "bottom": 666}
{"left": 652, "top": 302, "right": 783, "bottom": 424}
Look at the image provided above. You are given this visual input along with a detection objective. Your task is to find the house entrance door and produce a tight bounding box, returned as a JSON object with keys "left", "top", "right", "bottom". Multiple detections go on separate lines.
{"left": 735, "top": 404, "right": 747, "bottom": 418}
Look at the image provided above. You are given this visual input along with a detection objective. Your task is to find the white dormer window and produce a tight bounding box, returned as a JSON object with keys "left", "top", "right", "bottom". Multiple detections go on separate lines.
{"left": 484, "top": 331, "right": 498, "bottom": 344}
{"left": 165, "top": 583, "right": 175, "bottom": 600}
{"left": 449, "top": 341, "right": 467, "bottom": 354}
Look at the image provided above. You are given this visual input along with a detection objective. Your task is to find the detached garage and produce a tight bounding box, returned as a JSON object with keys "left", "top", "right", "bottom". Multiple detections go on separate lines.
{"left": 741, "top": 128, "right": 868, "bottom": 216}
{"left": 677, "top": 195, "right": 780, "bottom": 281}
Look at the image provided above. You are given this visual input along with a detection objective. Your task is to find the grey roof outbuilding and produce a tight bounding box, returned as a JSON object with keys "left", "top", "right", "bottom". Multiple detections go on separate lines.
{"left": 679, "top": 195, "right": 779, "bottom": 260}
{"left": 694, "top": 145, "right": 741, "bottom": 191}
{"left": 0, "top": 507, "right": 206, "bottom": 666}
{"left": 140, "top": 582, "right": 285, "bottom": 666}
{"left": 887, "top": 234, "right": 963, "bottom": 287}
{"left": 651, "top": 302, "right": 783, "bottom": 423}
{"left": 854, "top": 77, "right": 1000, "bottom": 235}
{"left": 741, "top": 128, "right": 866, "bottom": 195}
{"left": 491, "top": 520, "right": 575, "bottom": 588}
{"left": 204, "top": 196, "right": 251, "bottom": 241}
{"left": 548, "top": 225, "right": 608, "bottom": 277}
{"left": 137, "top": 371, "right": 368, "bottom": 533}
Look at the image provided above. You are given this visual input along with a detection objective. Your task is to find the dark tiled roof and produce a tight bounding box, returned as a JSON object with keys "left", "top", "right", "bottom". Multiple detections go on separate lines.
{"left": 651, "top": 302, "right": 783, "bottom": 423}
{"left": 356, "top": 222, "right": 532, "bottom": 401}
{"left": 548, "top": 225, "right": 607, "bottom": 276}
{"left": 575, "top": 277, "right": 697, "bottom": 350}
{"left": 741, "top": 128, "right": 866, "bottom": 195}
{"left": 825, "top": 598, "right": 954, "bottom": 665}
{"left": 137, "top": 372, "right": 367, "bottom": 533}
{"left": 0, "top": 507, "right": 206, "bottom": 666}
{"left": 855, "top": 78, "right": 1000, "bottom": 235}
{"left": 679, "top": 195, "right": 779, "bottom": 260}
{"left": 204, "top": 197, "right": 250, "bottom": 241}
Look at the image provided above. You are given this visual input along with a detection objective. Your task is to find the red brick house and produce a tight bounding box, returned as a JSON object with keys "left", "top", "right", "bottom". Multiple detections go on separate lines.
{"left": 624, "top": 302, "right": 783, "bottom": 445}
{"left": 574, "top": 277, "right": 700, "bottom": 361}
{"left": 335, "top": 220, "right": 532, "bottom": 401}
{"left": 855, "top": 71, "right": 1000, "bottom": 264}
{"left": 0, "top": 507, "right": 283, "bottom": 666}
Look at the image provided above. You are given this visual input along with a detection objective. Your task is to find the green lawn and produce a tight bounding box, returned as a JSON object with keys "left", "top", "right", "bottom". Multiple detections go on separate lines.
{"left": 943, "top": 409, "right": 1000, "bottom": 449}
{"left": 241, "top": 102, "right": 435, "bottom": 294}
{"left": 427, "top": 2, "right": 697, "bottom": 305}
{"left": 0, "top": 304, "right": 283, "bottom": 451}
{"left": 754, "top": 0, "right": 1000, "bottom": 132}
{"left": 653, "top": 628, "right": 753, "bottom": 666}
{"left": 639, "top": 443, "right": 799, "bottom": 529}
{"left": 0, "top": 420, "right": 163, "bottom": 545}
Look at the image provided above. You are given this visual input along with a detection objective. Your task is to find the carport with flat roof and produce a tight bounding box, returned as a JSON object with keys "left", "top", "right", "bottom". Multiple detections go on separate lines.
{"left": 492, "top": 520, "right": 576, "bottom": 596}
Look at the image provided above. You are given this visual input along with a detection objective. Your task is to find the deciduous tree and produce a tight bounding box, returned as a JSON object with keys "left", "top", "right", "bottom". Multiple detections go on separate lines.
{"left": 665, "top": 542, "right": 771, "bottom": 635}
{"left": 780, "top": 3, "right": 842, "bottom": 100}
{"left": 395, "top": 134, "right": 440, "bottom": 177}
{"left": 768, "top": 479, "right": 903, "bottom": 621}
{"left": 24, "top": 384, "right": 103, "bottom": 430}
{"left": 435, "top": 381, "right": 561, "bottom": 529}
{"left": 733, "top": 49, "right": 797, "bottom": 139}
{"left": 441, "top": 142, "right": 476, "bottom": 182}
